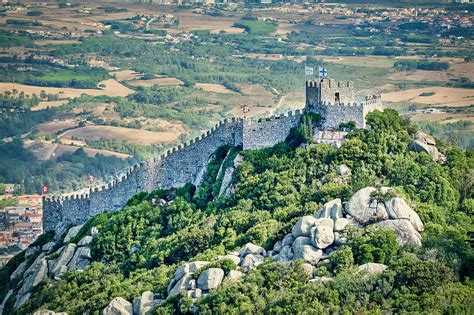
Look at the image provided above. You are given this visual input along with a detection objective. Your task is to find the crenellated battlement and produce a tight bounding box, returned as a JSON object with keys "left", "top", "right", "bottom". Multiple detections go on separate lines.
{"left": 306, "top": 77, "right": 382, "bottom": 129}
{"left": 44, "top": 77, "right": 383, "bottom": 235}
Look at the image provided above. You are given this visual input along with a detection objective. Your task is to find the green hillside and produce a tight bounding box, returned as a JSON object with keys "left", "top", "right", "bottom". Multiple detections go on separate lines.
{"left": 1, "top": 110, "right": 473, "bottom": 314}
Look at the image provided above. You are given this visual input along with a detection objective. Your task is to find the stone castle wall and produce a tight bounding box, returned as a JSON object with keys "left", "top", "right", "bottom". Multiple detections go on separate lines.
{"left": 242, "top": 110, "right": 302, "bottom": 150}
{"left": 43, "top": 78, "right": 382, "bottom": 235}
{"left": 43, "top": 114, "right": 301, "bottom": 234}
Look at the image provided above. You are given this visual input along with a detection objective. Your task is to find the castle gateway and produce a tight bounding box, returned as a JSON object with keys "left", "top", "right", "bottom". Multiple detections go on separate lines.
{"left": 43, "top": 78, "right": 383, "bottom": 234}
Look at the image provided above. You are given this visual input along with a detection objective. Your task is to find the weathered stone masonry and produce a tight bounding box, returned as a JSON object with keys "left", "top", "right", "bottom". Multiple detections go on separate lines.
{"left": 43, "top": 112, "right": 302, "bottom": 234}
{"left": 44, "top": 78, "right": 383, "bottom": 234}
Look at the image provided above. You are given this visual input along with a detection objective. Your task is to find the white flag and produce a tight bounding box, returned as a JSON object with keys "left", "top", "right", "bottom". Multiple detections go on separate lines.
{"left": 305, "top": 66, "right": 314, "bottom": 76}
{"left": 318, "top": 67, "right": 328, "bottom": 77}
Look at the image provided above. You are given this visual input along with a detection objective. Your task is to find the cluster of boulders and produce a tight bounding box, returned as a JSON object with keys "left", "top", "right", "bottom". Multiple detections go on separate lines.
{"left": 167, "top": 243, "right": 263, "bottom": 299}
{"left": 409, "top": 130, "right": 445, "bottom": 163}
{"left": 102, "top": 291, "right": 164, "bottom": 315}
{"left": 2, "top": 224, "right": 97, "bottom": 310}
{"left": 266, "top": 186, "right": 424, "bottom": 276}
{"left": 103, "top": 243, "right": 261, "bottom": 315}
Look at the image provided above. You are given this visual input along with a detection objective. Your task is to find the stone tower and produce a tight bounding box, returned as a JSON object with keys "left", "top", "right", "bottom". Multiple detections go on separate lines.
{"left": 305, "top": 78, "right": 382, "bottom": 129}
{"left": 306, "top": 77, "right": 355, "bottom": 110}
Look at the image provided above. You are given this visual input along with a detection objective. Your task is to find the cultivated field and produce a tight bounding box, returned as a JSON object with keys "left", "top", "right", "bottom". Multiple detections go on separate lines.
{"left": 54, "top": 144, "right": 131, "bottom": 159}
{"left": 129, "top": 77, "right": 184, "bottom": 87}
{"left": 382, "top": 87, "right": 474, "bottom": 107}
{"left": 411, "top": 112, "right": 474, "bottom": 123}
{"left": 33, "top": 39, "right": 81, "bottom": 46}
{"left": 0, "top": 79, "right": 133, "bottom": 98}
{"left": 110, "top": 70, "right": 143, "bottom": 82}
{"left": 36, "top": 120, "right": 77, "bottom": 135}
{"left": 195, "top": 83, "right": 237, "bottom": 94}
{"left": 60, "top": 125, "right": 180, "bottom": 146}
{"left": 32, "top": 100, "right": 69, "bottom": 111}
{"left": 318, "top": 56, "right": 396, "bottom": 68}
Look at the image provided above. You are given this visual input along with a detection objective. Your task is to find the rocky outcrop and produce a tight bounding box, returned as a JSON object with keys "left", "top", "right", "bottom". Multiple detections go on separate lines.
{"left": 409, "top": 131, "right": 445, "bottom": 163}
{"left": 197, "top": 268, "right": 224, "bottom": 291}
{"left": 50, "top": 243, "right": 77, "bottom": 279}
{"left": 33, "top": 310, "right": 68, "bottom": 315}
{"left": 132, "top": 291, "right": 162, "bottom": 315}
{"left": 292, "top": 216, "right": 317, "bottom": 238}
{"left": 357, "top": 263, "right": 388, "bottom": 275}
{"left": 270, "top": 187, "right": 424, "bottom": 274}
{"left": 63, "top": 225, "right": 83, "bottom": 243}
{"left": 78, "top": 235, "right": 93, "bottom": 247}
{"left": 15, "top": 255, "right": 48, "bottom": 308}
{"left": 7, "top": 224, "right": 97, "bottom": 312}
{"left": 166, "top": 242, "right": 266, "bottom": 300}
{"left": 10, "top": 260, "right": 29, "bottom": 283}
{"left": 345, "top": 187, "right": 388, "bottom": 223}
{"left": 372, "top": 219, "right": 422, "bottom": 246}
{"left": 102, "top": 297, "right": 133, "bottom": 315}
{"left": 0, "top": 289, "right": 13, "bottom": 315}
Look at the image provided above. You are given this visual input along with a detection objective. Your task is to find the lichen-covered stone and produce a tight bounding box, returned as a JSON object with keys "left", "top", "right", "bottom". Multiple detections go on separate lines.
{"left": 357, "top": 263, "right": 388, "bottom": 275}
{"left": 63, "top": 225, "right": 83, "bottom": 243}
{"left": 293, "top": 245, "right": 322, "bottom": 265}
{"left": 311, "top": 225, "right": 334, "bottom": 249}
{"left": 197, "top": 268, "right": 224, "bottom": 290}
{"left": 292, "top": 216, "right": 317, "bottom": 237}
{"left": 77, "top": 235, "right": 93, "bottom": 246}
{"left": 102, "top": 297, "right": 132, "bottom": 315}
{"left": 371, "top": 219, "right": 422, "bottom": 246}
{"left": 240, "top": 243, "right": 266, "bottom": 257}
{"left": 240, "top": 254, "right": 264, "bottom": 271}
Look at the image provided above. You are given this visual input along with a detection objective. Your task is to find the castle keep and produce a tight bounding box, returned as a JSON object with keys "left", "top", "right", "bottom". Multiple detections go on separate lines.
{"left": 306, "top": 78, "right": 382, "bottom": 129}
{"left": 43, "top": 78, "right": 383, "bottom": 234}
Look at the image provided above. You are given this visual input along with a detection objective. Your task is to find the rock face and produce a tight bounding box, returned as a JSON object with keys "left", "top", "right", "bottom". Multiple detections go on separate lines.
{"left": 268, "top": 187, "right": 424, "bottom": 277}
{"left": 409, "top": 131, "right": 445, "bottom": 163}
{"left": 103, "top": 297, "right": 132, "bottom": 315}
{"left": 345, "top": 187, "right": 388, "bottom": 223}
{"left": 293, "top": 245, "right": 322, "bottom": 265}
{"left": 42, "top": 242, "right": 56, "bottom": 253}
{"left": 357, "top": 263, "right": 388, "bottom": 275}
{"left": 50, "top": 243, "right": 77, "bottom": 277}
{"left": 197, "top": 268, "right": 224, "bottom": 290}
{"left": 372, "top": 219, "right": 422, "bottom": 246}
{"left": 311, "top": 225, "right": 334, "bottom": 249}
{"left": 168, "top": 273, "right": 193, "bottom": 296}
{"left": 240, "top": 243, "right": 266, "bottom": 257}
{"left": 226, "top": 270, "right": 243, "bottom": 281}
{"left": 10, "top": 260, "right": 29, "bottom": 282}
{"left": 0, "top": 290, "right": 13, "bottom": 315}
{"left": 174, "top": 261, "right": 209, "bottom": 282}
{"left": 78, "top": 236, "right": 93, "bottom": 246}
{"left": 240, "top": 254, "right": 264, "bottom": 271}
{"left": 68, "top": 246, "right": 92, "bottom": 272}
{"left": 63, "top": 225, "right": 83, "bottom": 243}
{"left": 7, "top": 229, "right": 97, "bottom": 313}
{"left": 16, "top": 256, "right": 48, "bottom": 308}
{"left": 384, "top": 197, "right": 424, "bottom": 232}
{"left": 133, "top": 291, "right": 154, "bottom": 315}
{"left": 292, "top": 216, "right": 317, "bottom": 237}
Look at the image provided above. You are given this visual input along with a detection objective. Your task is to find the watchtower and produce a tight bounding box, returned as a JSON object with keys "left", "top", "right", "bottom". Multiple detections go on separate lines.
{"left": 305, "top": 77, "right": 382, "bottom": 130}
{"left": 305, "top": 77, "right": 355, "bottom": 111}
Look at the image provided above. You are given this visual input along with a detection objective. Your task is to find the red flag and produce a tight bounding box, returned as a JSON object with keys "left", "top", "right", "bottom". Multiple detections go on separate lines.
{"left": 41, "top": 185, "right": 48, "bottom": 194}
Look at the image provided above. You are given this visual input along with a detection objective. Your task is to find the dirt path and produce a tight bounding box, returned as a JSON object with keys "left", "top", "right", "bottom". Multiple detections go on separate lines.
{"left": 272, "top": 94, "right": 287, "bottom": 115}
{"left": 44, "top": 143, "right": 59, "bottom": 160}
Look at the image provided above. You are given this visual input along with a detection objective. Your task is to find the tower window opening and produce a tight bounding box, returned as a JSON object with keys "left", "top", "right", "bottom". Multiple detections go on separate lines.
{"left": 335, "top": 92, "right": 340, "bottom": 103}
